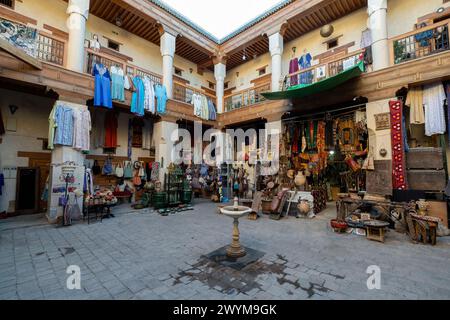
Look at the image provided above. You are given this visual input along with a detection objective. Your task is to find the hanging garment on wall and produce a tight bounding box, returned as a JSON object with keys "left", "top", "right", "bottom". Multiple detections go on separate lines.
{"left": 124, "top": 75, "right": 132, "bottom": 91}
{"left": 405, "top": 86, "right": 425, "bottom": 124}
{"left": 53, "top": 105, "right": 74, "bottom": 146}
{"left": 360, "top": 29, "right": 373, "bottom": 65}
{"left": 104, "top": 111, "right": 118, "bottom": 148}
{"left": 47, "top": 103, "right": 58, "bottom": 150}
{"left": 191, "top": 93, "right": 203, "bottom": 117}
{"left": 131, "top": 76, "right": 145, "bottom": 116}
{"left": 289, "top": 57, "right": 299, "bottom": 86}
{"left": 299, "top": 53, "right": 313, "bottom": 85}
{"left": 446, "top": 83, "right": 450, "bottom": 145}
{"left": 91, "top": 109, "right": 105, "bottom": 149}
{"left": 423, "top": 82, "right": 446, "bottom": 136}
{"left": 110, "top": 65, "right": 126, "bottom": 102}
{"left": 390, "top": 100, "right": 407, "bottom": 190}
{"left": 201, "top": 95, "right": 209, "bottom": 120}
{"left": 93, "top": 63, "right": 113, "bottom": 109}
{"left": 155, "top": 84, "right": 168, "bottom": 114}
{"left": 208, "top": 99, "right": 217, "bottom": 121}
{"left": 84, "top": 168, "right": 94, "bottom": 196}
{"left": 143, "top": 76, "right": 155, "bottom": 113}
{"left": 72, "top": 109, "right": 91, "bottom": 152}
{"left": 142, "top": 119, "right": 154, "bottom": 150}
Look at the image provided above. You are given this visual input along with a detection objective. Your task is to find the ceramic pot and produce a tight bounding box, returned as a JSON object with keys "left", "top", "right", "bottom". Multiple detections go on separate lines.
{"left": 297, "top": 200, "right": 310, "bottom": 215}
{"left": 294, "top": 172, "right": 306, "bottom": 187}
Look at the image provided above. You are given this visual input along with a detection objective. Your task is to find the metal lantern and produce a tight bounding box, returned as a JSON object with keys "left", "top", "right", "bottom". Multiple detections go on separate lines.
{"left": 320, "top": 24, "right": 334, "bottom": 38}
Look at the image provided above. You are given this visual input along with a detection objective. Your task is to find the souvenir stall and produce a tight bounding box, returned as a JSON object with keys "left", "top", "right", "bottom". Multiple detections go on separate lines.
{"left": 333, "top": 82, "right": 450, "bottom": 244}
{"left": 280, "top": 105, "right": 370, "bottom": 217}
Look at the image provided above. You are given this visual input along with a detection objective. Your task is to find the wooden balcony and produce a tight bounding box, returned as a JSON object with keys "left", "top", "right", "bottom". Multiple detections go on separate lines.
{"left": 224, "top": 82, "right": 271, "bottom": 112}
{"left": 173, "top": 81, "right": 216, "bottom": 105}
{"left": 389, "top": 19, "right": 450, "bottom": 65}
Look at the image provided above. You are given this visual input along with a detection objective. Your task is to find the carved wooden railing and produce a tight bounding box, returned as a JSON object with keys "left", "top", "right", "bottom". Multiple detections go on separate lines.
{"left": 173, "top": 81, "right": 216, "bottom": 105}
{"left": 83, "top": 48, "right": 162, "bottom": 84}
{"left": 389, "top": 19, "right": 450, "bottom": 65}
{"left": 223, "top": 82, "right": 271, "bottom": 112}
{"left": 36, "top": 32, "right": 65, "bottom": 66}
{"left": 285, "top": 49, "right": 365, "bottom": 90}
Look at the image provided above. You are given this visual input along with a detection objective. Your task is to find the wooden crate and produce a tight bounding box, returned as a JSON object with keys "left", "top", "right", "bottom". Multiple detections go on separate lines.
{"left": 406, "top": 148, "right": 444, "bottom": 170}
{"left": 427, "top": 201, "right": 448, "bottom": 228}
{"left": 407, "top": 170, "right": 446, "bottom": 191}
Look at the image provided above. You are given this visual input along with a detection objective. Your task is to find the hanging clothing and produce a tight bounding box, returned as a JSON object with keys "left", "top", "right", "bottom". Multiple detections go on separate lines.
{"left": 446, "top": 83, "right": 450, "bottom": 145}
{"left": 289, "top": 57, "right": 299, "bottom": 86}
{"left": 91, "top": 109, "right": 105, "bottom": 149}
{"left": 47, "top": 104, "right": 58, "bottom": 150}
{"left": 53, "top": 105, "right": 74, "bottom": 146}
{"left": 201, "top": 95, "right": 209, "bottom": 120}
{"left": 104, "top": 111, "right": 118, "bottom": 148}
{"left": 72, "top": 109, "right": 91, "bottom": 152}
{"left": 360, "top": 29, "right": 373, "bottom": 65}
{"left": 155, "top": 84, "right": 168, "bottom": 114}
{"left": 124, "top": 75, "right": 132, "bottom": 90}
{"left": 405, "top": 86, "right": 425, "bottom": 125}
{"left": 84, "top": 168, "right": 94, "bottom": 196}
{"left": 423, "top": 82, "right": 446, "bottom": 136}
{"left": 192, "top": 93, "right": 203, "bottom": 117}
{"left": 110, "top": 65, "right": 125, "bottom": 102}
{"left": 208, "top": 99, "right": 217, "bottom": 121}
{"left": 131, "top": 76, "right": 145, "bottom": 116}
{"left": 93, "top": 63, "right": 113, "bottom": 109}
{"left": 299, "top": 53, "right": 313, "bottom": 85}
{"left": 142, "top": 119, "right": 154, "bottom": 150}
{"left": 143, "top": 76, "right": 155, "bottom": 113}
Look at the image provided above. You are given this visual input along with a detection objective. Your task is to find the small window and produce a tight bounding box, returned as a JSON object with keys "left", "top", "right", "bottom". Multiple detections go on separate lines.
{"left": 0, "top": 0, "right": 14, "bottom": 9}
{"left": 224, "top": 82, "right": 229, "bottom": 90}
{"left": 107, "top": 39, "right": 120, "bottom": 52}
{"left": 256, "top": 65, "right": 267, "bottom": 77}
{"left": 208, "top": 81, "right": 215, "bottom": 90}
{"left": 327, "top": 39, "right": 339, "bottom": 50}
{"left": 174, "top": 67, "right": 183, "bottom": 77}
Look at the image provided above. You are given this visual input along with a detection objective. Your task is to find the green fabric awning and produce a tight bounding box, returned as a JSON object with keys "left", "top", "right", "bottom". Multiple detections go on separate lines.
{"left": 262, "top": 60, "right": 365, "bottom": 100}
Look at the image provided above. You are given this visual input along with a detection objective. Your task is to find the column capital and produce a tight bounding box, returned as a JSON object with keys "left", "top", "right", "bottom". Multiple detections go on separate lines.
{"left": 265, "top": 21, "right": 289, "bottom": 38}
{"left": 157, "top": 23, "right": 179, "bottom": 38}
{"left": 368, "top": 0, "right": 387, "bottom": 16}
{"left": 67, "top": 0, "right": 90, "bottom": 20}
{"left": 160, "top": 31, "right": 176, "bottom": 57}
{"left": 212, "top": 51, "right": 228, "bottom": 65}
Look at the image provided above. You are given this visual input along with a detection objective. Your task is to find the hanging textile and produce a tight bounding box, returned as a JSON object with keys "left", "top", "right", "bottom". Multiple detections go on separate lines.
{"left": 131, "top": 76, "right": 145, "bottom": 116}
{"left": 299, "top": 53, "right": 313, "bottom": 85}
{"left": 155, "top": 84, "right": 168, "bottom": 114}
{"left": 110, "top": 65, "right": 125, "bottom": 102}
{"left": 360, "top": 28, "right": 373, "bottom": 65}
{"left": 292, "top": 126, "right": 299, "bottom": 154}
{"left": 390, "top": 100, "right": 407, "bottom": 190}
{"left": 191, "top": 93, "right": 203, "bottom": 118}
{"left": 53, "top": 104, "right": 74, "bottom": 146}
{"left": 93, "top": 63, "right": 113, "bottom": 109}
{"left": 91, "top": 109, "right": 105, "bottom": 149}
{"left": 72, "top": 109, "right": 91, "bottom": 152}
{"left": 208, "top": 99, "right": 217, "bottom": 121}
{"left": 405, "top": 86, "right": 425, "bottom": 124}
{"left": 289, "top": 57, "right": 299, "bottom": 86}
{"left": 104, "top": 111, "right": 118, "bottom": 148}
{"left": 423, "top": 82, "right": 446, "bottom": 136}
{"left": 0, "top": 172, "right": 4, "bottom": 196}
{"left": 446, "top": 82, "right": 450, "bottom": 145}
{"left": 143, "top": 76, "right": 155, "bottom": 113}
{"left": 201, "top": 95, "right": 209, "bottom": 120}
{"left": 47, "top": 104, "right": 58, "bottom": 150}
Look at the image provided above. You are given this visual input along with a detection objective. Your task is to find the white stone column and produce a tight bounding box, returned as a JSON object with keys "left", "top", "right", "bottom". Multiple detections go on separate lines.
{"left": 160, "top": 32, "right": 176, "bottom": 99}
{"left": 368, "top": 0, "right": 389, "bottom": 71}
{"left": 264, "top": 120, "right": 282, "bottom": 174}
{"left": 153, "top": 121, "right": 179, "bottom": 183}
{"left": 48, "top": 101, "right": 87, "bottom": 223}
{"left": 269, "top": 33, "right": 284, "bottom": 92}
{"left": 214, "top": 63, "right": 226, "bottom": 113}
{"left": 66, "top": 0, "right": 90, "bottom": 73}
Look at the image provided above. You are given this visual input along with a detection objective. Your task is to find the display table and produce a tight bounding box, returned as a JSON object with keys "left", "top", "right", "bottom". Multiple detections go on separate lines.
{"left": 364, "top": 220, "right": 390, "bottom": 243}
{"left": 83, "top": 203, "right": 115, "bottom": 224}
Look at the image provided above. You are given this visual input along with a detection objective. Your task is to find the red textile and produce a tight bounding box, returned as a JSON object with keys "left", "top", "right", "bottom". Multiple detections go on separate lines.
{"left": 289, "top": 58, "right": 299, "bottom": 86}
{"left": 104, "top": 111, "right": 118, "bottom": 148}
{"left": 390, "top": 100, "right": 407, "bottom": 190}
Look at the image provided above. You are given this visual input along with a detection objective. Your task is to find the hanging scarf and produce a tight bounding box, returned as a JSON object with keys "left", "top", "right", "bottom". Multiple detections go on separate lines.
{"left": 305, "top": 121, "right": 318, "bottom": 151}
{"left": 390, "top": 100, "right": 407, "bottom": 190}
{"left": 292, "top": 126, "right": 299, "bottom": 154}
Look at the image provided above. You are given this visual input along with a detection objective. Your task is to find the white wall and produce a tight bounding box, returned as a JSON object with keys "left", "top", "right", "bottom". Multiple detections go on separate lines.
{"left": 0, "top": 89, "right": 54, "bottom": 213}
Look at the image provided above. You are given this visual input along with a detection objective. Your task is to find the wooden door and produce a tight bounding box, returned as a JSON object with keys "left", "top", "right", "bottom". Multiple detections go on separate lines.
{"left": 15, "top": 167, "right": 40, "bottom": 214}
{"left": 29, "top": 155, "right": 51, "bottom": 213}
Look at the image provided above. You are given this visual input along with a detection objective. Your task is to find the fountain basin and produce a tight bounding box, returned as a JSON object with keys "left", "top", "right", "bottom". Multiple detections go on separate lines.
{"left": 220, "top": 205, "right": 252, "bottom": 218}
{"left": 220, "top": 199, "right": 251, "bottom": 258}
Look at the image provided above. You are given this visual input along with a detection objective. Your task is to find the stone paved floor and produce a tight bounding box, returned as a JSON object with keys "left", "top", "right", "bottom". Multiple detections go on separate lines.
{"left": 1, "top": 199, "right": 450, "bottom": 300}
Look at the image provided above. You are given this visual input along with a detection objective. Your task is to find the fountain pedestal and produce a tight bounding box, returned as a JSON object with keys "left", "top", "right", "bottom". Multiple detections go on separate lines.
{"left": 220, "top": 198, "right": 251, "bottom": 259}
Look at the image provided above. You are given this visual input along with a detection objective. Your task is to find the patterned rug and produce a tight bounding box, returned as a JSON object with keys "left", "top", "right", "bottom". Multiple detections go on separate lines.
{"left": 390, "top": 100, "right": 407, "bottom": 190}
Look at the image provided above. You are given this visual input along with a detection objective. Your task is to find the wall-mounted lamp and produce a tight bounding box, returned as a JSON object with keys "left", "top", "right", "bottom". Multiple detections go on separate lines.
{"left": 115, "top": 16, "right": 123, "bottom": 27}
{"left": 437, "top": 7, "right": 445, "bottom": 13}
{"left": 236, "top": 72, "right": 239, "bottom": 77}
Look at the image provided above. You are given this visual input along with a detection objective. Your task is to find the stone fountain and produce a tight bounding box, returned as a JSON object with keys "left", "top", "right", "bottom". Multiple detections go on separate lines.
{"left": 220, "top": 197, "right": 252, "bottom": 258}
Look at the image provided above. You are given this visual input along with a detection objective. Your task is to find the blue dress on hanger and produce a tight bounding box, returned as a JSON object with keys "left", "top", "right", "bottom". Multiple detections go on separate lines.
{"left": 299, "top": 53, "right": 313, "bottom": 85}
{"left": 155, "top": 84, "right": 168, "bottom": 114}
{"left": 93, "top": 64, "right": 113, "bottom": 108}
{"left": 131, "top": 76, "right": 145, "bottom": 116}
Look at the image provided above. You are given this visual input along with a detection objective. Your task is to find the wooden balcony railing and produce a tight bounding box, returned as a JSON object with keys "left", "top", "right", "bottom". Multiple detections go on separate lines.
{"left": 36, "top": 33, "right": 65, "bottom": 66}
{"left": 173, "top": 81, "right": 216, "bottom": 105}
{"left": 84, "top": 48, "right": 162, "bottom": 84}
{"left": 389, "top": 19, "right": 450, "bottom": 65}
{"left": 224, "top": 82, "right": 271, "bottom": 112}
{"left": 285, "top": 49, "right": 365, "bottom": 89}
